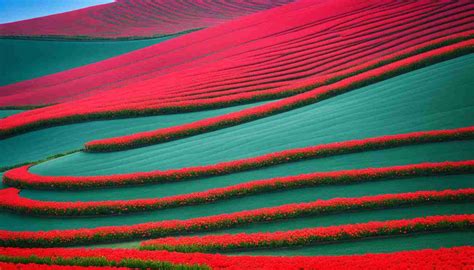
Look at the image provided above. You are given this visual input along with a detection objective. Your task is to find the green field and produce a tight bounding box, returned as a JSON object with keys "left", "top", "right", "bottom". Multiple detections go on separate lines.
{"left": 0, "top": 101, "right": 269, "bottom": 170}
{"left": 0, "top": 37, "right": 174, "bottom": 86}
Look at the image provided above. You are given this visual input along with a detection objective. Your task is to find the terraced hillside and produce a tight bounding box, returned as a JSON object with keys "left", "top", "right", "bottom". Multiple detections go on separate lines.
{"left": 0, "top": 0, "right": 473, "bottom": 269}
{"left": 1, "top": 0, "right": 473, "bottom": 135}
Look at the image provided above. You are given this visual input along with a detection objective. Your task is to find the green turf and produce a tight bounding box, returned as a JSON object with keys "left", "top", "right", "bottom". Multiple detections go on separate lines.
{"left": 0, "top": 101, "right": 269, "bottom": 169}
{"left": 30, "top": 54, "right": 474, "bottom": 177}
{"left": 1, "top": 174, "right": 472, "bottom": 231}
{"left": 0, "top": 110, "right": 24, "bottom": 118}
{"left": 22, "top": 140, "right": 474, "bottom": 202}
{"left": 226, "top": 232, "right": 474, "bottom": 256}
{"left": 0, "top": 37, "right": 174, "bottom": 86}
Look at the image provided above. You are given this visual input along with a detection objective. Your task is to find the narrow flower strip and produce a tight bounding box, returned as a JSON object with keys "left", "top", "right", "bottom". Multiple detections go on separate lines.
{"left": 0, "top": 173, "right": 472, "bottom": 217}
{"left": 140, "top": 215, "right": 474, "bottom": 252}
{"left": 4, "top": 127, "right": 474, "bottom": 189}
{"left": 0, "top": 246, "right": 472, "bottom": 270}
{"left": 1, "top": 187, "right": 473, "bottom": 247}
{"left": 84, "top": 39, "right": 474, "bottom": 152}
{"left": 0, "top": 254, "right": 208, "bottom": 270}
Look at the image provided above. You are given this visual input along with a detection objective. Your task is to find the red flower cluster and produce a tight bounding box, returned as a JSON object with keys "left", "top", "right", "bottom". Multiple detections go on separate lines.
{"left": 1, "top": 188, "right": 472, "bottom": 247}
{"left": 140, "top": 214, "right": 474, "bottom": 252}
{"left": 4, "top": 128, "right": 474, "bottom": 189}
{"left": 0, "top": 246, "right": 473, "bottom": 270}
{"left": 0, "top": 262, "right": 128, "bottom": 270}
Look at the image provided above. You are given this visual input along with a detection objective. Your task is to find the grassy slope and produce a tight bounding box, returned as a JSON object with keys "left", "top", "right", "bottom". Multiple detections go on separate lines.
{"left": 0, "top": 37, "right": 173, "bottom": 86}
{"left": 0, "top": 110, "right": 23, "bottom": 118}
{"left": 0, "top": 101, "right": 268, "bottom": 169}
{"left": 30, "top": 54, "right": 474, "bottom": 177}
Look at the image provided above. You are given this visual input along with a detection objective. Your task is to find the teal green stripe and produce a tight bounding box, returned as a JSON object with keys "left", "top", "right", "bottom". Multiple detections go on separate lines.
{"left": 0, "top": 110, "right": 24, "bottom": 118}
{"left": 84, "top": 202, "right": 474, "bottom": 249}
{"left": 0, "top": 101, "right": 269, "bottom": 169}
{"left": 23, "top": 140, "right": 474, "bottom": 202}
{"left": 0, "top": 37, "right": 174, "bottom": 86}
{"left": 31, "top": 54, "right": 474, "bottom": 177}
{"left": 1, "top": 174, "right": 472, "bottom": 231}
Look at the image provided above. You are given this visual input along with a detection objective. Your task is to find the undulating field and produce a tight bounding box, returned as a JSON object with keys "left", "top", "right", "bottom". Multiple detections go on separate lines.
{"left": 0, "top": 0, "right": 293, "bottom": 38}
{"left": 0, "top": 0, "right": 473, "bottom": 269}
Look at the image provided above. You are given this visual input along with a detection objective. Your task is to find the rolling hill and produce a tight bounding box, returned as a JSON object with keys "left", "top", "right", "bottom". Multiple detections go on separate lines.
{"left": 0, "top": 0, "right": 473, "bottom": 269}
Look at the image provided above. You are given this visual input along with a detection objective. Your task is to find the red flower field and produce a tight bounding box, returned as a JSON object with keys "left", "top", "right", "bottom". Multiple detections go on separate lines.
{"left": 0, "top": 0, "right": 294, "bottom": 39}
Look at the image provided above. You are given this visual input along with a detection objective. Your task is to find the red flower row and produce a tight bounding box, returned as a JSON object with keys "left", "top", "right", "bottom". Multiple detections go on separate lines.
{"left": 0, "top": 162, "right": 472, "bottom": 216}
{"left": 0, "top": 246, "right": 473, "bottom": 270}
{"left": 0, "top": 262, "right": 128, "bottom": 270}
{"left": 1, "top": 187, "right": 472, "bottom": 247}
{"left": 140, "top": 214, "right": 474, "bottom": 252}
{"left": 4, "top": 127, "right": 473, "bottom": 189}
{"left": 1, "top": 31, "right": 472, "bottom": 138}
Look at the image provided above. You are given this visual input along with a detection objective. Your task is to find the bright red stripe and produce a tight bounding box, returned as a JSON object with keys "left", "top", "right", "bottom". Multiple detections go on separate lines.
{"left": 0, "top": 246, "right": 473, "bottom": 270}
{"left": 0, "top": 178, "right": 471, "bottom": 216}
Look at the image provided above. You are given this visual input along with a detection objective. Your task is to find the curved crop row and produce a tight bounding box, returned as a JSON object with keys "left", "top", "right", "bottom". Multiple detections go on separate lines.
{"left": 1, "top": 2, "right": 472, "bottom": 136}
{"left": 1, "top": 246, "right": 472, "bottom": 270}
{"left": 4, "top": 127, "right": 473, "bottom": 190}
{"left": 0, "top": 167, "right": 472, "bottom": 216}
{"left": 83, "top": 40, "right": 474, "bottom": 151}
{"left": 1, "top": 186, "right": 473, "bottom": 247}
{"left": 140, "top": 214, "right": 474, "bottom": 252}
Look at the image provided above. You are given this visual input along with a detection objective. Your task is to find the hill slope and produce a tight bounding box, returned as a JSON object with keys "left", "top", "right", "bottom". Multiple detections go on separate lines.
{"left": 0, "top": 1, "right": 473, "bottom": 269}
{"left": 0, "top": 0, "right": 293, "bottom": 38}
{"left": 0, "top": 0, "right": 472, "bottom": 137}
